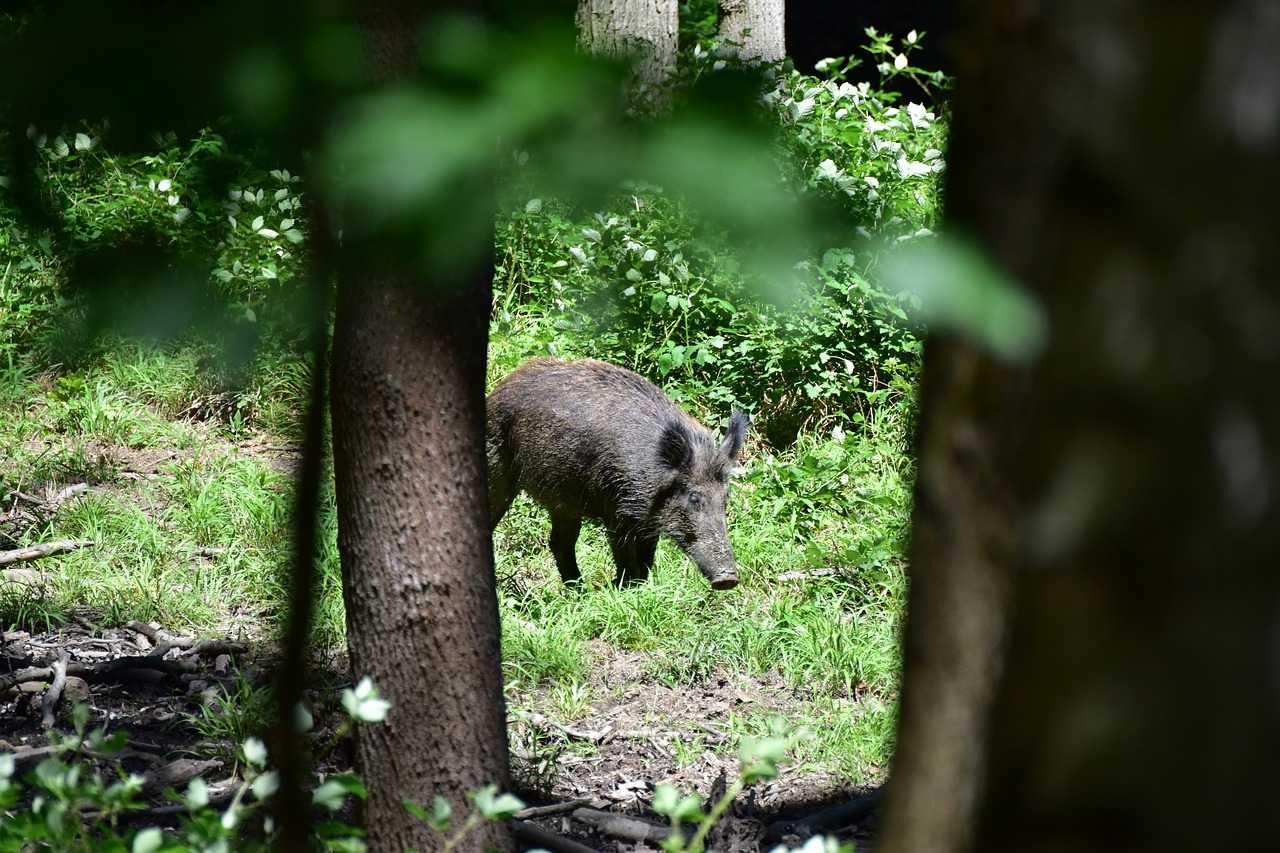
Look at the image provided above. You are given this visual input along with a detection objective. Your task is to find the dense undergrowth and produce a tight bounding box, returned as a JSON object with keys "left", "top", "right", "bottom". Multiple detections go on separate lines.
{"left": 1, "top": 19, "right": 945, "bottom": 818}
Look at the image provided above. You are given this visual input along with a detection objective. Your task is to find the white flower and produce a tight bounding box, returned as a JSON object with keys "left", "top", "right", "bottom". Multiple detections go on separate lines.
{"left": 815, "top": 57, "right": 838, "bottom": 72}
{"left": 906, "top": 102, "right": 934, "bottom": 129}
{"left": 342, "top": 676, "right": 391, "bottom": 723}
{"left": 828, "top": 81, "right": 858, "bottom": 103}
{"left": 907, "top": 30, "right": 919, "bottom": 44}
{"left": 872, "top": 138, "right": 902, "bottom": 154}
{"left": 569, "top": 246, "right": 589, "bottom": 264}
{"left": 923, "top": 148, "right": 942, "bottom": 160}
{"left": 865, "top": 118, "right": 892, "bottom": 134}
{"left": 894, "top": 53, "right": 908, "bottom": 70}
{"left": 792, "top": 97, "right": 815, "bottom": 120}
{"left": 864, "top": 175, "right": 880, "bottom": 188}
{"left": 834, "top": 108, "right": 848, "bottom": 119}
{"left": 713, "top": 60, "right": 726, "bottom": 71}
{"left": 167, "top": 194, "right": 179, "bottom": 206}
{"left": 173, "top": 207, "right": 190, "bottom": 224}
{"left": 157, "top": 179, "right": 172, "bottom": 192}
{"left": 816, "top": 159, "right": 841, "bottom": 180}
{"left": 896, "top": 156, "right": 932, "bottom": 178}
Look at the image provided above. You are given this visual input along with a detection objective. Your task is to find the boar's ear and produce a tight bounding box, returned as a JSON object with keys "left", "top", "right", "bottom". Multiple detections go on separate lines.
{"left": 721, "top": 409, "right": 749, "bottom": 462}
{"left": 658, "top": 421, "right": 694, "bottom": 473}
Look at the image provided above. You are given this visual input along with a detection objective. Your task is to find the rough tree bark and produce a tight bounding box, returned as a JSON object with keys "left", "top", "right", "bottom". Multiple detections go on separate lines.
{"left": 576, "top": 0, "right": 678, "bottom": 103}
{"left": 882, "top": 3, "right": 1280, "bottom": 852}
{"left": 718, "top": 0, "right": 785, "bottom": 64}
{"left": 330, "top": 3, "right": 512, "bottom": 851}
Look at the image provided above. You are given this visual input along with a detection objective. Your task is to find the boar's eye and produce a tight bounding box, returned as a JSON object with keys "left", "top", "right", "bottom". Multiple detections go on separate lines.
{"left": 687, "top": 491, "right": 703, "bottom": 508}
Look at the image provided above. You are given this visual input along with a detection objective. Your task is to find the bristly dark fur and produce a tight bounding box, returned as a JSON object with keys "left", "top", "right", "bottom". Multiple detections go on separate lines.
{"left": 485, "top": 358, "right": 749, "bottom": 589}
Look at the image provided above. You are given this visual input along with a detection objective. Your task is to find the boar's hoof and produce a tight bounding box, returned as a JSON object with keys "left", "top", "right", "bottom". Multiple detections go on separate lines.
{"left": 709, "top": 573, "right": 739, "bottom": 591}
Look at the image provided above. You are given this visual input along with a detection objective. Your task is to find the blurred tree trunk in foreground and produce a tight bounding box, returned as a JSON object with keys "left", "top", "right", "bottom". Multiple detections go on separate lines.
{"left": 576, "top": 0, "right": 678, "bottom": 104}
{"left": 718, "top": 0, "right": 785, "bottom": 63}
{"left": 883, "top": 3, "right": 1280, "bottom": 852}
{"left": 330, "top": 3, "right": 512, "bottom": 850}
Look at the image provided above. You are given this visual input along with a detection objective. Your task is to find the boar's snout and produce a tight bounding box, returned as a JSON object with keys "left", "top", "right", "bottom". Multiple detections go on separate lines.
{"left": 709, "top": 571, "right": 739, "bottom": 590}
{"left": 688, "top": 540, "right": 740, "bottom": 591}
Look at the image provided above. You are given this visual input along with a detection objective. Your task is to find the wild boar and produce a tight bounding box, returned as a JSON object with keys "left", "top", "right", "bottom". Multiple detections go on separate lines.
{"left": 486, "top": 358, "right": 748, "bottom": 590}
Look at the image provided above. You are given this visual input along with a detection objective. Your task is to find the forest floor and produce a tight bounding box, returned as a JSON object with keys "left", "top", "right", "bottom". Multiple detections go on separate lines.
{"left": 0, "top": 340, "right": 905, "bottom": 850}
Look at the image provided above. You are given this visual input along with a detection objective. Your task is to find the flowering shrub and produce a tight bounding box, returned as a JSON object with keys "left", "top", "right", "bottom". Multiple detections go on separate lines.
{"left": 496, "top": 29, "right": 946, "bottom": 443}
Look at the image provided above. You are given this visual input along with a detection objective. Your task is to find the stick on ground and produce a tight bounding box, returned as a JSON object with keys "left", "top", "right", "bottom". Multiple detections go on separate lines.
{"left": 0, "top": 539, "right": 92, "bottom": 566}
{"left": 40, "top": 653, "right": 69, "bottom": 728}
{"left": 512, "top": 820, "right": 600, "bottom": 853}
{"left": 570, "top": 807, "right": 670, "bottom": 842}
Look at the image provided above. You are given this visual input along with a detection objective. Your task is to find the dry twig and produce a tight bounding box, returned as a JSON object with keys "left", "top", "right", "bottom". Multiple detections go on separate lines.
{"left": 0, "top": 539, "right": 92, "bottom": 566}
{"left": 40, "top": 653, "right": 69, "bottom": 728}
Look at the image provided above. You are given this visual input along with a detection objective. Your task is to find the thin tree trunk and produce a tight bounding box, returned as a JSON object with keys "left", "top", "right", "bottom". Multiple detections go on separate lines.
{"left": 576, "top": 0, "right": 678, "bottom": 105}
{"left": 718, "top": 0, "right": 785, "bottom": 63}
{"left": 883, "top": 2, "right": 1280, "bottom": 852}
{"left": 330, "top": 4, "right": 512, "bottom": 851}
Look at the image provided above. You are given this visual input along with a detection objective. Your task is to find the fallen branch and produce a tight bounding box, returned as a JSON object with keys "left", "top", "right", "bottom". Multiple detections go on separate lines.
{"left": 40, "top": 653, "right": 69, "bottom": 728}
{"left": 512, "top": 820, "right": 599, "bottom": 853}
{"left": 50, "top": 483, "right": 89, "bottom": 505}
{"left": 182, "top": 639, "right": 249, "bottom": 658}
{"left": 763, "top": 787, "right": 884, "bottom": 843}
{"left": 514, "top": 798, "right": 592, "bottom": 820}
{"left": 570, "top": 807, "right": 670, "bottom": 843}
{"left": 512, "top": 710, "right": 610, "bottom": 743}
{"left": 11, "top": 745, "right": 59, "bottom": 767}
{"left": 141, "top": 758, "right": 223, "bottom": 794}
{"left": 0, "top": 539, "right": 92, "bottom": 567}
{"left": 0, "top": 652, "right": 198, "bottom": 691}
{"left": 84, "top": 779, "right": 237, "bottom": 820}
{"left": 6, "top": 489, "right": 46, "bottom": 507}
{"left": 776, "top": 567, "right": 841, "bottom": 583}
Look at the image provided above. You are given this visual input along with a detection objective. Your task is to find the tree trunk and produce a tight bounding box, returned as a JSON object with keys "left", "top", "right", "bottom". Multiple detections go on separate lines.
{"left": 576, "top": 0, "right": 678, "bottom": 104}
{"left": 330, "top": 4, "right": 512, "bottom": 851}
{"left": 883, "top": 2, "right": 1280, "bottom": 852}
{"left": 718, "top": 0, "right": 785, "bottom": 63}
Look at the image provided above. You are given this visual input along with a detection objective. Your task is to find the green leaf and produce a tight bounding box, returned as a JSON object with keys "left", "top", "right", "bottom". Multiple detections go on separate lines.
{"left": 652, "top": 783, "right": 680, "bottom": 817}
{"left": 294, "top": 703, "right": 314, "bottom": 733}
{"left": 313, "top": 779, "right": 349, "bottom": 812}
{"left": 242, "top": 737, "right": 267, "bottom": 767}
{"left": 71, "top": 703, "right": 90, "bottom": 733}
{"left": 252, "top": 770, "right": 280, "bottom": 801}
{"left": 879, "top": 234, "right": 1046, "bottom": 361}
{"left": 473, "top": 784, "right": 525, "bottom": 820}
{"left": 405, "top": 795, "right": 452, "bottom": 831}
{"left": 131, "top": 827, "right": 163, "bottom": 853}
{"left": 186, "top": 777, "right": 209, "bottom": 810}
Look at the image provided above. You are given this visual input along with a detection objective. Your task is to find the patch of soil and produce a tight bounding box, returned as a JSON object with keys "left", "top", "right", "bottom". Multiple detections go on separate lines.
{"left": 510, "top": 641, "right": 881, "bottom": 851}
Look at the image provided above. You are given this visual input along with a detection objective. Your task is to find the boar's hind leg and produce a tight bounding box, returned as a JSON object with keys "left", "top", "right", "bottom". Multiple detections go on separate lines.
{"left": 548, "top": 513, "right": 583, "bottom": 586}
{"left": 609, "top": 531, "right": 657, "bottom": 587}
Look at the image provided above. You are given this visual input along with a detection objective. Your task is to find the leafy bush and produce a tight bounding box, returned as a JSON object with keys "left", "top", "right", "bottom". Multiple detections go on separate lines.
{"left": 495, "top": 29, "right": 946, "bottom": 444}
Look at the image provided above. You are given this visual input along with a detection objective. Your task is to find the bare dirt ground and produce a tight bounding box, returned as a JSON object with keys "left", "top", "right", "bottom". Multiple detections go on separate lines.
{"left": 1, "top": 622, "right": 880, "bottom": 851}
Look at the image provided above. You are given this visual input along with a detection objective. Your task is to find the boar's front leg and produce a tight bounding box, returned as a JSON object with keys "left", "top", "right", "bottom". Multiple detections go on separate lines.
{"left": 548, "top": 513, "right": 583, "bottom": 586}
{"left": 609, "top": 529, "right": 657, "bottom": 587}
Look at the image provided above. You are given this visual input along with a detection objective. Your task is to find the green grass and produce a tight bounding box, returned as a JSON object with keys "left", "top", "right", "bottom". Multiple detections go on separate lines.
{"left": 0, "top": 319, "right": 912, "bottom": 785}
